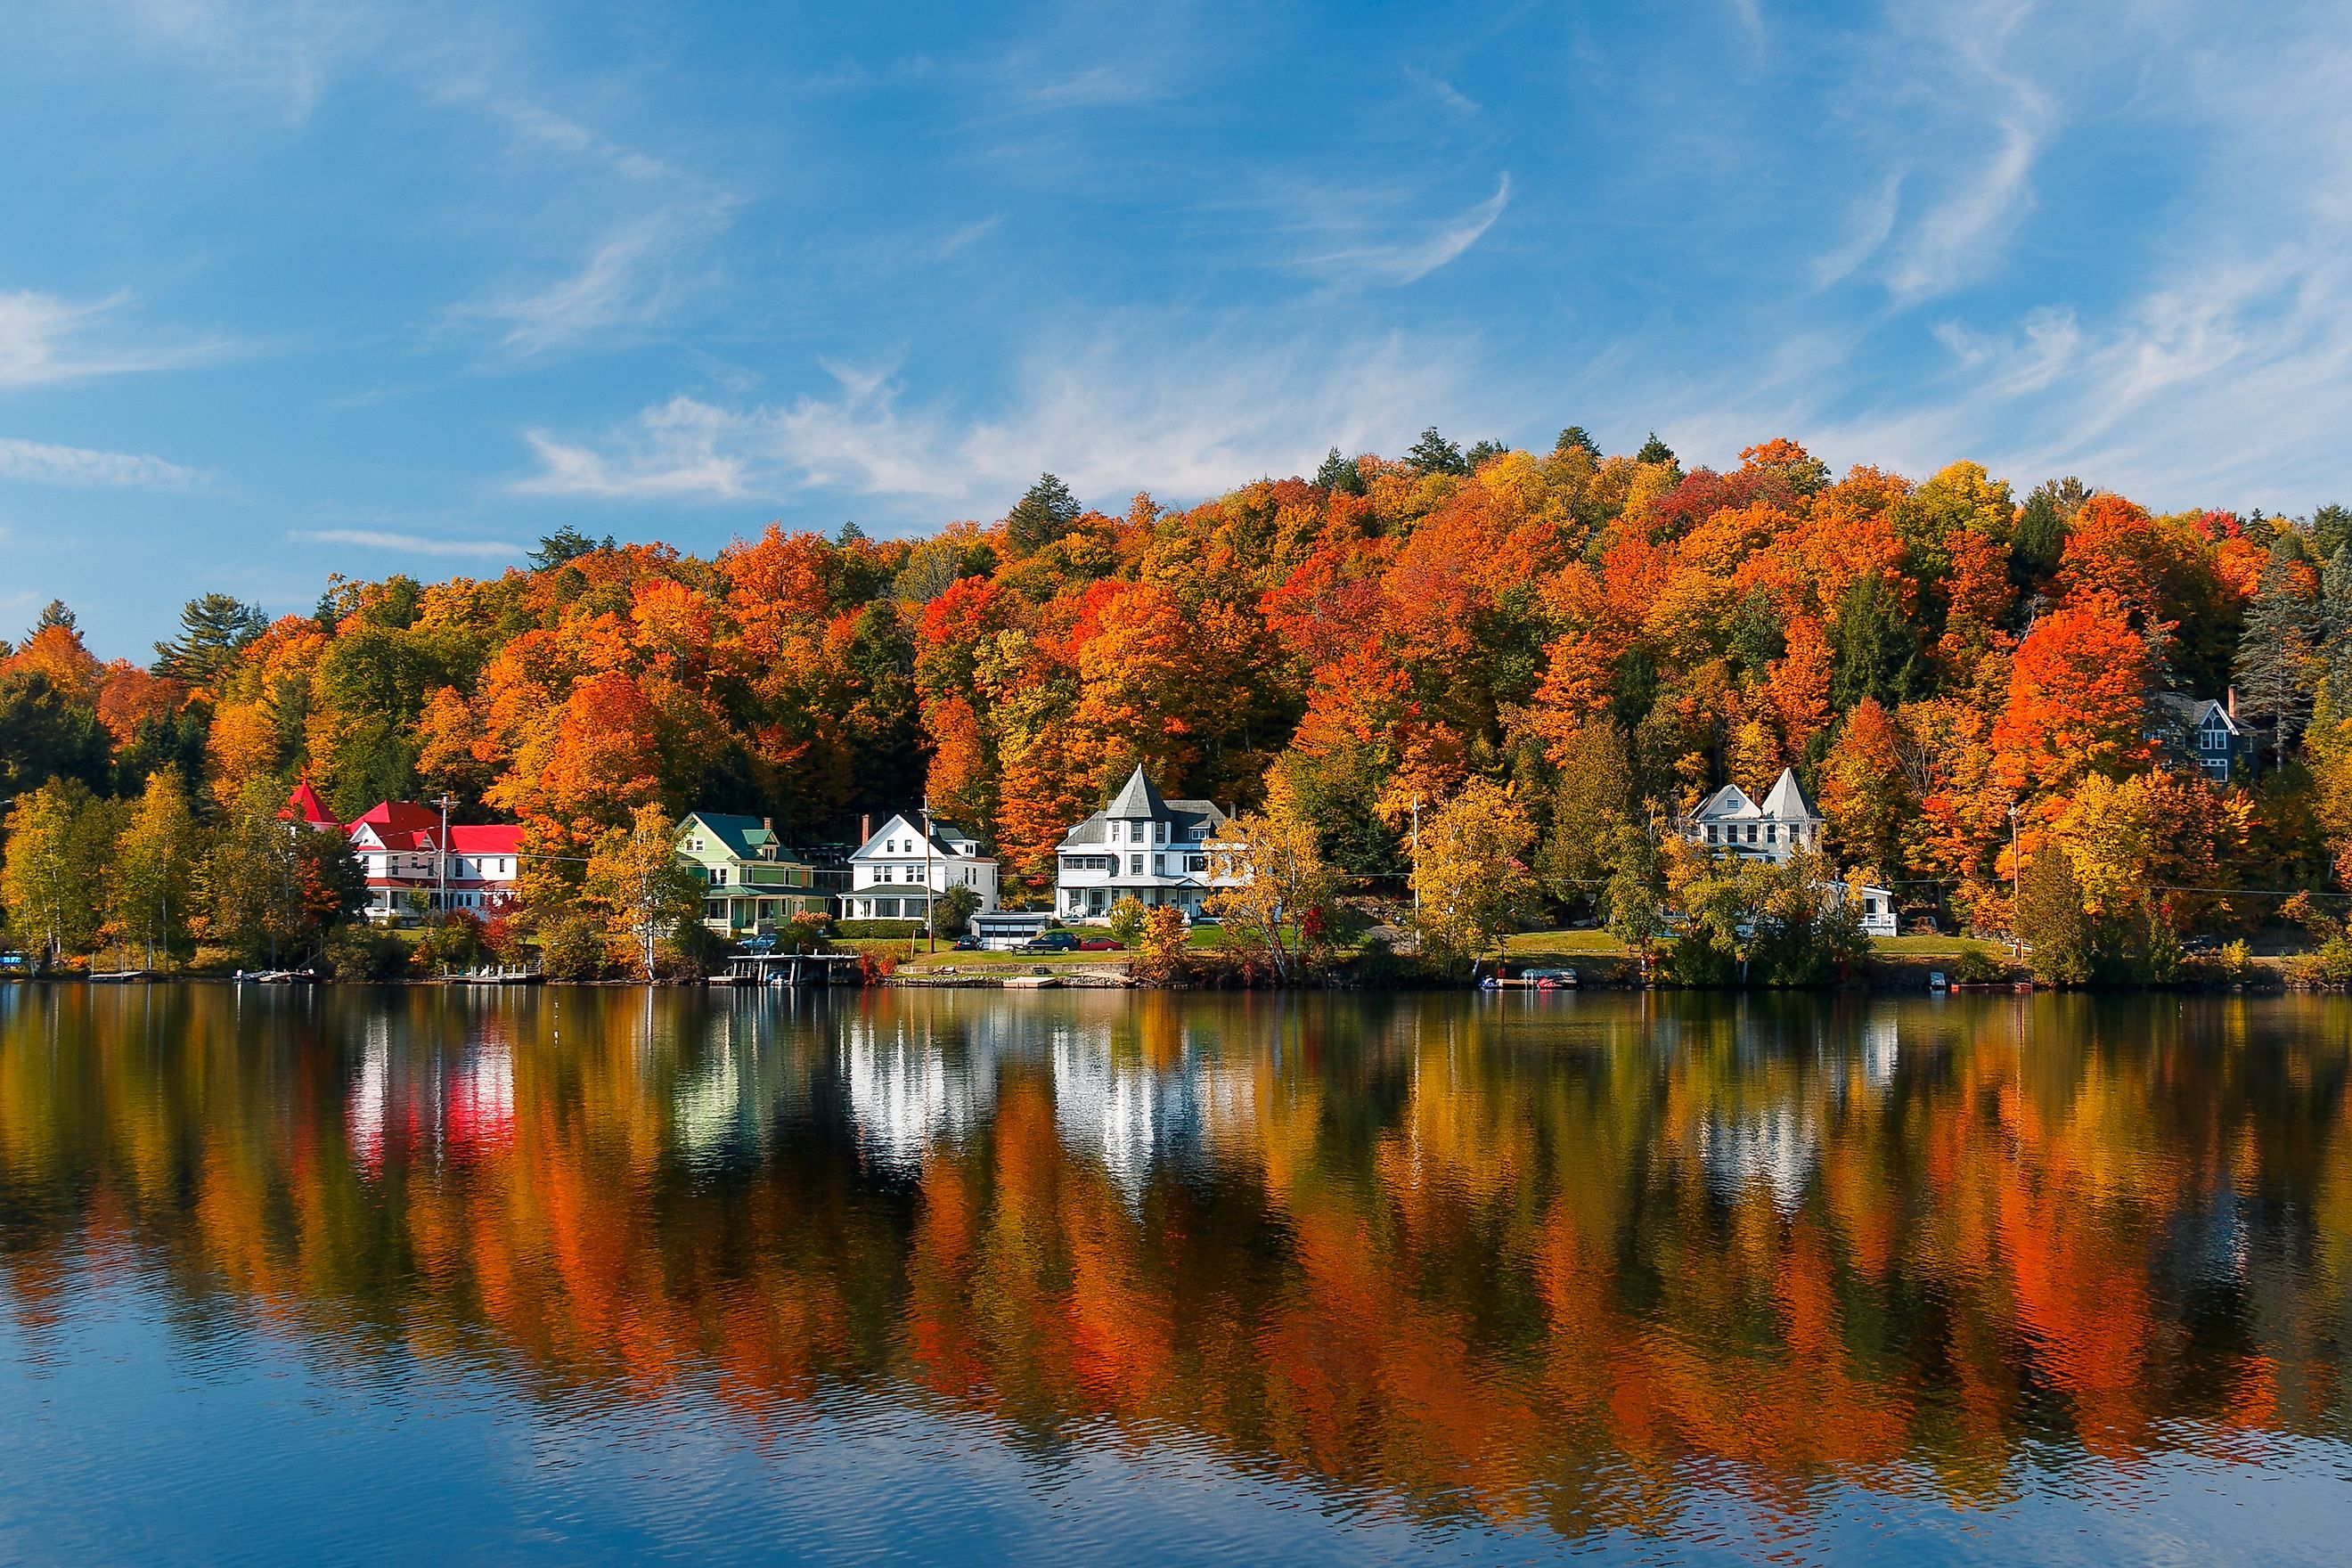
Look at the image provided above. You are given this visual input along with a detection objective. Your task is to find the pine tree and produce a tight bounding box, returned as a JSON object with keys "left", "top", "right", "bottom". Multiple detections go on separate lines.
{"left": 1313, "top": 447, "right": 1366, "bottom": 495}
{"left": 2234, "top": 535, "right": 2322, "bottom": 768}
{"left": 152, "top": 593, "right": 269, "bottom": 687}
{"left": 1634, "top": 431, "right": 1676, "bottom": 467}
{"left": 1405, "top": 427, "right": 1466, "bottom": 476}
{"left": 528, "top": 527, "right": 615, "bottom": 570}
{"left": 1554, "top": 426, "right": 1598, "bottom": 459}
{"left": 1829, "top": 575, "right": 1923, "bottom": 710}
{"left": 1004, "top": 473, "right": 1083, "bottom": 555}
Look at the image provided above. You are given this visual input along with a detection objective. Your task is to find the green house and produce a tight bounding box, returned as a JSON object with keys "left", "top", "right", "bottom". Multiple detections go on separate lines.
{"left": 674, "top": 812, "right": 833, "bottom": 935}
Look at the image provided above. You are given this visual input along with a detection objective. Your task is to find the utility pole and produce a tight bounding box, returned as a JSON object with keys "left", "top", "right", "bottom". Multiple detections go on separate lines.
{"left": 1410, "top": 794, "right": 1421, "bottom": 914}
{"left": 435, "top": 793, "right": 455, "bottom": 917}
{"left": 924, "top": 800, "right": 935, "bottom": 955}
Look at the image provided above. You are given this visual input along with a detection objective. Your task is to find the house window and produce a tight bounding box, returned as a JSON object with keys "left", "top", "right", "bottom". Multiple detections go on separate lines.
{"left": 1745, "top": 825, "right": 1759, "bottom": 844}
{"left": 1154, "top": 821, "right": 1167, "bottom": 845}
{"left": 1706, "top": 826, "right": 1719, "bottom": 844}
{"left": 1130, "top": 853, "right": 1145, "bottom": 876}
{"left": 1155, "top": 854, "right": 1167, "bottom": 875}
{"left": 1188, "top": 855, "right": 1207, "bottom": 873}
{"left": 1766, "top": 824, "right": 1777, "bottom": 843}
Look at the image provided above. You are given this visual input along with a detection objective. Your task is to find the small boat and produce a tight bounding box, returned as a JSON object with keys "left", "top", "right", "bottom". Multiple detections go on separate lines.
{"left": 243, "top": 968, "right": 317, "bottom": 984}
{"left": 1928, "top": 970, "right": 1948, "bottom": 992}
{"left": 1483, "top": 968, "right": 1580, "bottom": 991}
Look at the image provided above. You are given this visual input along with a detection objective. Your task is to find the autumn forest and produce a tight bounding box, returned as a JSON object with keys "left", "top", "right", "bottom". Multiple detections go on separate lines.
{"left": 4, "top": 429, "right": 2349, "bottom": 979}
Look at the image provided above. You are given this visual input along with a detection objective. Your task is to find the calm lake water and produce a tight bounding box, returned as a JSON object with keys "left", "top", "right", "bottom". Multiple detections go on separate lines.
{"left": 1, "top": 985, "right": 2347, "bottom": 1564}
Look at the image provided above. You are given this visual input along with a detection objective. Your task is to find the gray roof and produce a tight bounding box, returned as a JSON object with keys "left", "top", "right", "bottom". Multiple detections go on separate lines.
{"left": 1757, "top": 767, "right": 1822, "bottom": 823}
{"left": 1058, "top": 766, "right": 1228, "bottom": 849}
{"left": 2152, "top": 693, "right": 2239, "bottom": 734}
{"left": 1686, "top": 768, "right": 1821, "bottom": 826}
{"left": 1688, "top": 783, "right": 1759, "bottom": 822}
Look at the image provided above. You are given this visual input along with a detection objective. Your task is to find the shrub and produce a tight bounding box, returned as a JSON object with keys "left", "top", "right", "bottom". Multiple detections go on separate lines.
{"left": 320, "top": 924, "right": 409, "bottom": 981}
{"left": 1107, "top": 896, "right": 1147, "bottom": 949}
{"left": 1134, "top": 904, "right": 1188, "bottom": 983}
{"left": 835, "top": 919, "right": 923, "bottom": 939}
{"left": 1949, "top": 947, "right": 2007, "bottom": 984}
{"left": 540, "top": 914, "right": 608, "bottom": 980}
{"left": 412, "top": 911, "right": 485, "bottom": 975}
{"left": 931, "top": 885, "right": 980, "bottom": 938}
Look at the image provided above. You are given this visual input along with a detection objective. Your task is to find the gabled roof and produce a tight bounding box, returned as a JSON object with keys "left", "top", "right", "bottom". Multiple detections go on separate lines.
{"left": 447, "top": 823, "right": 524, "bottom": 857}
{"left": 681, "top": 810, "right": 804, "bottom": 863}
{"left": 2152, "top": 692, "right": 2240, "bottom": 736}
{"left": 1757, "top": 768, "right": 1822, "bottom": 823}
{"left": 352, "top": 800, "right": 441, "bottom": 833}
{"left": 1688, "top": 784, "right": 1760, "bottom": 822}
{"left": 852, "top": 813, "right": 992, "bottom": 861}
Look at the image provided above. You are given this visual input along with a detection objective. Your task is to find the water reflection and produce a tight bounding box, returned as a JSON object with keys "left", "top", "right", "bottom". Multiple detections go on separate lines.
{"left": 1, "top": 984, "right": 2348, "bottom": 1558}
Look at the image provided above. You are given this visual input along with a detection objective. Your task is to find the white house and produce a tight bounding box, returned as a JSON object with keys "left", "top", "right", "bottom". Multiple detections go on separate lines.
{"left": 1683, "top": 769, "right": 1898, "bottom": 937}
{"left": 1055, "top": 766, "right": 1241, "bottom": 922}
{"left": 1683, "top": 767, "right": 1827, "bottom": 862}
{"left": 845, "top": 813, "right": 999, "bottom": 922}
{"left": 331, "top": 797, "right": 524, "bottom": 923}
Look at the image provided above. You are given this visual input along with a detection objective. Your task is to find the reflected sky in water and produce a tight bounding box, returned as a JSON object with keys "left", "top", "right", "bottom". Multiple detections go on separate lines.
{"left": 2, "top": 985, "right": 2348, "bottom": 1564}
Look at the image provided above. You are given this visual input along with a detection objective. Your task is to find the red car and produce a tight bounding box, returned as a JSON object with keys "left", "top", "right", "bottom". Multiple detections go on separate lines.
{"left": 1075, "top": 936, "right": 1122, "bottom": 951}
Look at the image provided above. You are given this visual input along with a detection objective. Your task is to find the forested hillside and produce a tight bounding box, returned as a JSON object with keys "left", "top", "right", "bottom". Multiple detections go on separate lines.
{"left": 4, "top": 429, "right": 2347, "bottom": 951}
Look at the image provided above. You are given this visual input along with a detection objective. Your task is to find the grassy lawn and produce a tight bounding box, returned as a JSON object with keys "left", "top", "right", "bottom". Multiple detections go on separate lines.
{"left": 1506, "top": 929, "right": 1631, "bottom": 955}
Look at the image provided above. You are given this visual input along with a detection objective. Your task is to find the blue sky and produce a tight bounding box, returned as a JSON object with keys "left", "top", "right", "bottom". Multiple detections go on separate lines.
{"left": 5, "top": 0, "right": 2351, "bottom": 656}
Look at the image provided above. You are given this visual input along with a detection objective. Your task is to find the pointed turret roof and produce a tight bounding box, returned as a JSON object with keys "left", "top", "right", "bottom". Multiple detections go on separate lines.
{"left": 281, "top": 780, "right": 339, "bottom": 829}
{"left": 1105, "top": 764, "right": 1171, "bottom": 820}
{"left": 1758, "top": 767, "right": 1821, "bottom": 823}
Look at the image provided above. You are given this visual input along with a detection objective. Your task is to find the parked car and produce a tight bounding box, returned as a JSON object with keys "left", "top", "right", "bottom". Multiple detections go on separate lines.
{"left": 1019, "top": 931, "right": 1080, "bottom": 953}
{"left": 1075, "top": 936, "right": 1121, "bottom": 951}
{"left": 951, "top": 935, "right": 981, "bottom": 951}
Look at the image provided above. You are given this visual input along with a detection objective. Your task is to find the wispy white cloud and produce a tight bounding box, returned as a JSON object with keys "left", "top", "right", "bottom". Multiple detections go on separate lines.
{"left": 0, "top": 435, "right": 211, "bottom": 490}
{"left": 1405, "top": 66, "right": 1482, "bottom": 118}
{"left": 0, "top": 290, "right": 222, "bottom": 388}
{"left": 1293, "top": 174, "right": 1513, "bottom": 286}
{"left": 108, "top": 0, "right": 380, "bottom": 118}
{"left": 288, "top": 528, "right": 522, "bottom": 559}
{"left": 457, "top": 200, "right": 741, "bottom": 357}
{"left": 510, "top": 324, "right": 1490, "bottom": 513}
{"left": 511, "top": 396, "right": 750, "bottom": 499}
{"left": 1811, "top": 174, "right": 1902, "bottom": 288}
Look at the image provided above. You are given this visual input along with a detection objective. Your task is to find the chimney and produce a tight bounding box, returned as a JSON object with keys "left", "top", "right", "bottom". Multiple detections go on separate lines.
{"left": 763, "top": 816, "right": 772, "bottom": 833}
{"left": 2227, "top": 687, "right": 2238, "bottom": 720}
{"left": 861, "top": 813, "right": 871, "bottom": 843}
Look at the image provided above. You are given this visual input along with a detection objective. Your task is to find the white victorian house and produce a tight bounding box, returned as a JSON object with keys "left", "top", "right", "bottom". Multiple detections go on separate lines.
{"left": 845, "top": 813, "right": 999, "bottom": 922}
{"left": 1056, "top": 766, "right": 1240, "bottom": 922}
{"left": 1683, "top": 767, "right": 1897, "bottom": 937}
{"left": 1683, "top": 767, "right": 1826, "bottom": 861}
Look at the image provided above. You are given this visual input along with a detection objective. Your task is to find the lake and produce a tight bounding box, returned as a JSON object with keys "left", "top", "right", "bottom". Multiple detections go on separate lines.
{"left": 0, "top": 984, "right": 2346, "bottom": 1564}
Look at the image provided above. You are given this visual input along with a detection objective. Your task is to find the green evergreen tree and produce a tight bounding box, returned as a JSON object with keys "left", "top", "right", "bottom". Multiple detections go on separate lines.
{"left": 1634, "top": 431, "right": 1676, "bottom": 466}
{"left": 151, "top": 594, "right": 268, "bottom": 686}
{"left": 1405, "top": 427, "right": 1467, "bottom": 476}
{"left": 1004, "top": 473, "right": 1083, "bottom": 555}
{"left": 2311, "top": 502, "right": 2352, "bottom": 559}
{"left": 1554, "top": 426, "right": 1598, "bottom": 459}
{"left": 528, "top": 526, "right": 615, "bottom": 570}
{"left": 2235, "top": 534, "right": 2322, "bottom": 768}
{"left": 1313, "top": 447, "right": 1366, "bottom": 495}
{"left": 1828, "top": 575, "right": 1923, "bottom": 710}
